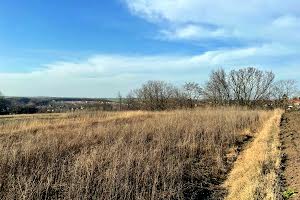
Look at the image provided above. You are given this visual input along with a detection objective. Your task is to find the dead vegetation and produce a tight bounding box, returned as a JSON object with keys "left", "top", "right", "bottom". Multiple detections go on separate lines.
{"left": 224, "top": 109, "right": 282, "bottom": 200}
{"left": 0, "top": 107, "right": 273, "bottom": 199}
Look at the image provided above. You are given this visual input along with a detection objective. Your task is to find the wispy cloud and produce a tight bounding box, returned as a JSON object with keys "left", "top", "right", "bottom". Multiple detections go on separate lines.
{"left": 124, "top": 0, "right": 300, "bottom": 44}
{"left": 159, "top": 24, "right": 229, "bottom": 40}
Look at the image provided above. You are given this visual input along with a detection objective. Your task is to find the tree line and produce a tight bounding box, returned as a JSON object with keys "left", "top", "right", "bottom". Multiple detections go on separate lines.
{"left": 124, "top": 81, "right": 202, "bottom": 110}
{"left": 1, "top": 67, "right": 298, "bottom": 114}
{"left": 0, "top": 94, "right": 39, "bottom": 115}
{"left": 122, "top": 67, "right": 298, "bottom": 110}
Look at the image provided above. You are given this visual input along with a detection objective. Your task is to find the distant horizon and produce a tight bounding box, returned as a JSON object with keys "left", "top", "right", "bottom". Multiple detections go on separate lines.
{"left": 1, "top": 0, "right": 300, "bottom": 97}
{"left": 3, "top": 95, "right": 115, "bottom": 100}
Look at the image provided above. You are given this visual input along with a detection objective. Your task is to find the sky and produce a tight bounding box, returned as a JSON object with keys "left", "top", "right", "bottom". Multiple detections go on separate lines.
{"left": 0, "top": 0, "right": 300, "bottom": 97}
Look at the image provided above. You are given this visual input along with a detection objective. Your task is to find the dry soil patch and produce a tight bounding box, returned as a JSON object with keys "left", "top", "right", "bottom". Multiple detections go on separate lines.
{"left": 281, "top": 112, "right": 300, "bottom": 199}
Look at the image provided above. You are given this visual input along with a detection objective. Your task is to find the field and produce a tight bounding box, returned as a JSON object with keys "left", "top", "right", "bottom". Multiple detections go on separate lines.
{"left": 0, "top": 107, "right": 281, "bottom": 199}
{"left": 280, "top": 112, "right": 300, "bottom": 199}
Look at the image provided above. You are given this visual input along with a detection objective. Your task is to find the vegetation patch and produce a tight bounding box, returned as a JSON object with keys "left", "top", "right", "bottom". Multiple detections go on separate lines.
{"left": 283, "top": 188, "right": 297, "bottom": 199}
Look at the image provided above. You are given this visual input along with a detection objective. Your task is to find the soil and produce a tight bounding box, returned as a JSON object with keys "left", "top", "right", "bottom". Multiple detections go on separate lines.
{"left": 280, "top": 111, "right": 300, "bottom": 199}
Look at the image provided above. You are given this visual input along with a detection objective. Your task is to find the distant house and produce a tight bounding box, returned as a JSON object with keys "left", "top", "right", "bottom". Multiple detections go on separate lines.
{"left": 291, "top": 98, "right": 300, "bottom": 106}
{"left": 287, "top": 98, "right": 300, "bottom": 110}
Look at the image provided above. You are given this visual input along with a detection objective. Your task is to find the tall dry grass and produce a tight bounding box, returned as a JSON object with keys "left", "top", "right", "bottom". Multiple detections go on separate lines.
{"left": 0, "top": 107, "right": 272, "bottom": 200}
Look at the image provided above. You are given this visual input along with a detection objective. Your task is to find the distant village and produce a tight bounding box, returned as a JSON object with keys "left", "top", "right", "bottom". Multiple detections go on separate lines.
{"left": 0, "top": 97, "right": 123, "bottom": 115}
{"left": 39, "top": 99, "right": 117, "bottom": 113}
{"left": 0, "top": 94, "right": 299, "bottom": 116}
{"left": 287, "top": 97, "right": 300, "bottom": 110}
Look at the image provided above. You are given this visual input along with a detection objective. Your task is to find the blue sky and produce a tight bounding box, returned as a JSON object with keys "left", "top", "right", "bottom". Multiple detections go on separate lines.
{"left": 0, "top": 0, "right": 300, "bottom": 97}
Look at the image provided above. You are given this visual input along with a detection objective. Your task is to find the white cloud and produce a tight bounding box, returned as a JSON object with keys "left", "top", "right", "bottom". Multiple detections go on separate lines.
{"left": 272, "top": 15, "right": 300, "bottom": 28}
{"left": 160, "top": 24, "right": 228, "bottom": 40}
{"left": 124, "top": 0, "right": 300, "bottom": 43}
{"left": 125, "top": 0, "right": 299, "bottom": 25}
{"left": 1, "top": 43, "right": 300, "bottom": 97}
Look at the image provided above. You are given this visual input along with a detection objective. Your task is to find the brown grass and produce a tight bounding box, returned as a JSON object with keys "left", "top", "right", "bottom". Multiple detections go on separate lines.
{"left": 0, "top": 107, "right": 273, "bottom": 200}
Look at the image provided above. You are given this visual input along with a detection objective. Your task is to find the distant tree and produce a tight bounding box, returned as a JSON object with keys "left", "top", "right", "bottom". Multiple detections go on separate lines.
{"left": 0, "top": 91, "right": 11, "bottom": 115}
{"left": 229, "top": 67, "right": 275, "bottom": 105}
{"left": 183, "top": 82, "right": 203, "bottom": 108}
{"left": 204, "top": 67, "right": 275, "bottom": 106}
{"left": 126, "top": 90, "right": 139, "bottom": 110}
{"left": 117, "top": 91, "right": 123, "bottom": 111}
{"left": 204, "top": 68, "right": 230, "bottom": 105}
{"left": 11, "top": 105, "right": 38, "bottom": 114}
{"left": 272, "top": 80, "right": 298, "bottom": 100}
{"left": 172, "top": 87, "right": 188, "bottom": 109}
{"left": 135, "top": 80, "right": 178, "bottom": 110}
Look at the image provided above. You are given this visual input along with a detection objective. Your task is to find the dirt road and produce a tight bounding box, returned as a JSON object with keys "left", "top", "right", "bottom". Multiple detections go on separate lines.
{"left": 224, "top": 110, "right": 282, "bottom": 200}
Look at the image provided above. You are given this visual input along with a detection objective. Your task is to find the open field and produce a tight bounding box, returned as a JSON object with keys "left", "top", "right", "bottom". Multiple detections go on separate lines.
{"left": 280, "top": 112, "right": 300, "bottom": 199}
{"left": 0, "top": 107, "right": 278, "bottom": 199}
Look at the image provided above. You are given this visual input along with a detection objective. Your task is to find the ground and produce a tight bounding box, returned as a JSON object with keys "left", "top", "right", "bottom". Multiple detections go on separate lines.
{"left": 281, "top": 111, "right": 300, "bottom": 199}
{"left": 1, "top": 109, "right": 294, "bottom": 199}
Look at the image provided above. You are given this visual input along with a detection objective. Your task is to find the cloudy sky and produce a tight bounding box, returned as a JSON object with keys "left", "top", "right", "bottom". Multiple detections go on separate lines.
{"left": 0, "top": 0, "right": 299, "bottom": 97}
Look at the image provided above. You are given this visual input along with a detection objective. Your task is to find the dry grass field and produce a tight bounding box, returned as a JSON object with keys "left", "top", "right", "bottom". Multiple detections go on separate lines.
{"left": 0, "top": 107, "right": 275, "bottom": 200}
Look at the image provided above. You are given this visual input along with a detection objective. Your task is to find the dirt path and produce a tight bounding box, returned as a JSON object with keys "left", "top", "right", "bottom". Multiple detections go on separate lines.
{"left": 280, "top": 112, "right": 300, "bottom": 199}
{"left": 224, "top": 110, "right": 283, "bottom": 200}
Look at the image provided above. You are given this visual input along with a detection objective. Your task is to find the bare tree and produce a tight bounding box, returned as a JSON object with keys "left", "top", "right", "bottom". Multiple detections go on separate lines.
{"left": 204, "top": 67, "right": 275, "bottom": 106}
{"left": 204, "top": 68, "right": 231, "bottom": 105}
{"left": 135, "top": 80, "right": 178, "bottom": 110}
{"left": 183, "top": 82, "right": 203, "bottom": 108}
{"left": 117, "top": 91, "right": 123, "bottom": 111}
{"left": 228, "top": 67, "right": 275, "bottom": 105}
{"left": 172, "top": 87, "right": 187, "bottom": 108}
{"left": 127, "top": 81, "right": 203, "bottom": 110}
{"left": 126, "top": 90, "right": 139, "bottom": 110}
{"left": 272, "top": 80, "right": 298, "bottom": 99}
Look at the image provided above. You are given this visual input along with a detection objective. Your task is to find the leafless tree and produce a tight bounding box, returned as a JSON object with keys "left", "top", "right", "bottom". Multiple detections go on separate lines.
{"left": 229, "top": 67, "right": 275, "bottom": 105}
{"left": 183, "top": 82, "right": 203, "bottom": 108}
{"left": 272, "top": 80, "right": 298, "bottom": 99}
{"left": 204, "top": 67, "right": 275, "bottom": 106}
{"left": 128, "top": 67, "right": 281, "bottom": 110}
{"left": 172, "top": 87, "right": 187, "bottom": 108}
{"left": 117, "top": 91, "right": 123, "bottom": 111}
{"left": 135, "top": 80, "right": 178, "bottom": 110}
{"left": 204, "top": 68, "right": 231, "bottom": 104}
{"left": 126, "top": 90, "right": 139, "bottom": 110}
